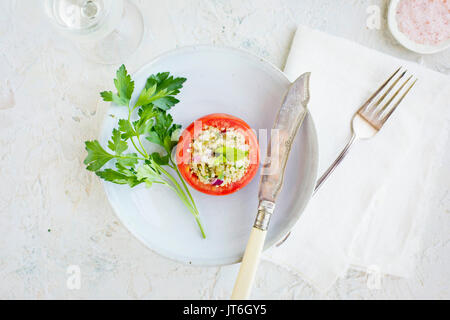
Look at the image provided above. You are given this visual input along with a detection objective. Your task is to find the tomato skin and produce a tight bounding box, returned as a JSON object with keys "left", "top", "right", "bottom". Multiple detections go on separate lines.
{"left": 176, "top": 113, "right": 260, "bottom": 196}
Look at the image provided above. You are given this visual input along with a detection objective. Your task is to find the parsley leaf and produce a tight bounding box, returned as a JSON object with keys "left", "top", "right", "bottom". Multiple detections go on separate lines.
{"left": 100, "top": 91, "right": 113, "bottom": 101}
{"left": 100, "top": 65, "right": 134, "bottom": 106}
{"left": 146, "top": 111, "right": 181, "bottom": 153}
{"left": 114, "top": 65, "right": 134, "bottom": 104}
{"left": 146, "top": 72, "right": 186, "bottom": 93}
{"left": 150, "top": 152, "right": 169, "bottom": 166}
{"left": 154, "top": 111, "right": 173, "bottom": 134}
{"left": 164, "top": 123, "right": 181, "bottom": 152}
{"left": 84, "top": 140, "right": 115, "bottom": 171}
{"left": 136, "top": 164, "right": 162, "bottom": 187}
{"left": 135, "top": 83, "right": 157, "bottom": 107}
{"left": 146, "top": 130, "right": 163, "bottom": 147}
{"left": 134, "top": 105, "right": 156, "bottom": 134}
{"left": 117, "top": 153, "right": 139, "bottom": 168}
{"left": 141, "top": 73, "right": 186, "bottom": 111}
{"left": 96, "top": 168, "right": 142, "bottom": 187}
{"left": 145, "top": 72, "right": 170, "bottom": 87}
{"left": 118, "top": 119, "right": 137, "bottom": 140}
{"left": 108, "top": 129, "right": 128, "bottom": 155}
{"left": 152, "top": 96, "right": 180, "bottom": 111}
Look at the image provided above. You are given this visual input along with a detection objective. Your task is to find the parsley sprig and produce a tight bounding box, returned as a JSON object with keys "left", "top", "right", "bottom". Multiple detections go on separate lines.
{"left": 84, "top": 65, "right": 206, "bottom": 238}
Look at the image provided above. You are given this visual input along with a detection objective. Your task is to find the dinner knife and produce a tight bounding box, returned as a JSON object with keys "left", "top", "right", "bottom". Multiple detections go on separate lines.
{"left": 231, "top": 72, "right": 311, "bottom": 299}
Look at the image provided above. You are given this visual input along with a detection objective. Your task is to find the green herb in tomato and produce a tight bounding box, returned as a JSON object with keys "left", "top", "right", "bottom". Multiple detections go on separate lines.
{"left": 84, "top": 65, "right": 206, "bottom": 238}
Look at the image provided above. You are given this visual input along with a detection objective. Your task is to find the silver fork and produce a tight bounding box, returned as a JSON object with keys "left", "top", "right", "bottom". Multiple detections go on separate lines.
{"left": 276, "top": 67, "right": 417, "bottom": 246}
{"left": 314, "top": 67, "right": 418, "bottom": 192}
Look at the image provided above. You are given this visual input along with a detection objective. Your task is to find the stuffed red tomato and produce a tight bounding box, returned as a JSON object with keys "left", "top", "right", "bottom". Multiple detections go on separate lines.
{"left": 176, "top": 113, "right": 259, "bottom": 196}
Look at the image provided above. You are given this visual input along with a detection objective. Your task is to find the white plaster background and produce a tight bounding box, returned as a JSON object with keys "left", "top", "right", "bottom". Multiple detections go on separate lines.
{"left": 0, "top": 0, "right": 449, "bottom": 299}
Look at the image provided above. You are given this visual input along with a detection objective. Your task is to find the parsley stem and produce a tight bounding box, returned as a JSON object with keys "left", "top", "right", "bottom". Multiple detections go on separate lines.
{"left": 163, "top": 175, "right": 205, "bottom": 237}
{"left": 127, "top": 105, "right": 148, "bottom": 159}
{"left": 195, "top": 217, "right": 206, "bottom": 239}
{"left": 136, "top": 135, "right": 149, "bottom": 158}
{"left": 116, "top": 154, "right": 146, "bottom": 161}
{"left": 157, "top": 163, "right": 206, "bottom": 238}
{"left": 128, "top": 105, "right": 149, "bottom": 159}
{"left": 170, "top": 158, "right": 199, "bottom": 213}
{"left": 158, "top": 165, "right": 192, "bottom": 210}
{"left": 130, "top": 137, "right": 148, "bottom": 158}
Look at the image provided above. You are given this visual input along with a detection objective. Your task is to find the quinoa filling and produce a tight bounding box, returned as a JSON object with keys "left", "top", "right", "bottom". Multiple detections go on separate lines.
{"left": 189, "top": 126, "right": 250, "bottom": 187}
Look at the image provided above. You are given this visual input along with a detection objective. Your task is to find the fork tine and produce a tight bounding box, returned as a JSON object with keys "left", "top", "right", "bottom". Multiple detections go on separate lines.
{"left": 368, "top": 71, "right": 407, "bottom": 114}
{"left": 381, "top": 78, "right": 418, "bottom": 124}
{"left": 358, "top": 67, "right": 402, "bottom": 113}
{"left": 375, "top": 74, "right": 412, "bottom": 116}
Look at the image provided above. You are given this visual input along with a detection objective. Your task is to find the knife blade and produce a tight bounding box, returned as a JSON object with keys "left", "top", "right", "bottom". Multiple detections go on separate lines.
{"left": 231, "top": 72, "right": 311, "bottom": 299}
{"left": 256, "top": 72, "right": 310, "bottom": 229}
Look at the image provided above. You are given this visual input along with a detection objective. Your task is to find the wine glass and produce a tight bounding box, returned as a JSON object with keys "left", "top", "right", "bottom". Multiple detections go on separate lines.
{"left": 45, "top": 0, "right": 144, "bottom": 64}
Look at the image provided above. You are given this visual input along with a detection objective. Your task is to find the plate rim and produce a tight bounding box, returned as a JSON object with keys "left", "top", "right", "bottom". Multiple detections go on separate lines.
{"left": 100, "top": 45, "right": 319, "bottom": 266}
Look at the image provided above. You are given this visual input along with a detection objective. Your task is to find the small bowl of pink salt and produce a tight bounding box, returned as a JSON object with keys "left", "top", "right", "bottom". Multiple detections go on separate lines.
{"left": 388, "top": 0, "right": 450, "bottom": 54}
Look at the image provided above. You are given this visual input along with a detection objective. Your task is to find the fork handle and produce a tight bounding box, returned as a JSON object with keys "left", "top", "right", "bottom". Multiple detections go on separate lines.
{"left": 275, "top": 133, "right": 358, "bottom": 248}
{"left": 314, "top": 133, "right": 357, "bottom": 193}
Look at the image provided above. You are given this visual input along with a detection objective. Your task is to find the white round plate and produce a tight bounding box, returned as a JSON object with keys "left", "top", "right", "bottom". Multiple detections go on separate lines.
{"left": 388, "top": 0, "right": 450, "bottom": 54}
{"left": 100, "top": 46, "right": 318, "bottom": 266}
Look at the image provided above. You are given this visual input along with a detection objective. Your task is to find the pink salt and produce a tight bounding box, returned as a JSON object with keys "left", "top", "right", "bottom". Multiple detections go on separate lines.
{"left": 396, "top": 0, "right": 450, "bottom": 45}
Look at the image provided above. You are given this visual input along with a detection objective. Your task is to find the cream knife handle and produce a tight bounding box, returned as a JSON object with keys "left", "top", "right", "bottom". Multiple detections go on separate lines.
{"left": 231, "top": 227, "right": 267, "bottom": 300}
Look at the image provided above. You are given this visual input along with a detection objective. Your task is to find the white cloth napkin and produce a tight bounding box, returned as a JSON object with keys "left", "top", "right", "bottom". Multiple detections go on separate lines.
{"left": 263, "top": 27, "right": 450, "bottom": 292}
